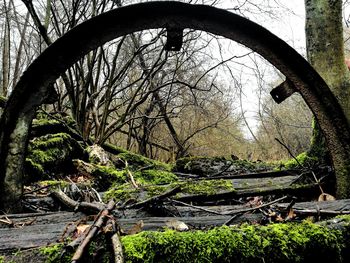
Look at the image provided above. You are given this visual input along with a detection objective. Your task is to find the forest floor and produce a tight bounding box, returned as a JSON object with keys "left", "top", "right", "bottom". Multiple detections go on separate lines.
{"left": 1, "top": 115, "right": 350, "bottom": 262}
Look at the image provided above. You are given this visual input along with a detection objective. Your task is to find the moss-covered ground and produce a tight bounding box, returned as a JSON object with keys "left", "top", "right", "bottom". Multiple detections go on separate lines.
{"left": 13, "top": 116, "right": 344, "bottom": 263}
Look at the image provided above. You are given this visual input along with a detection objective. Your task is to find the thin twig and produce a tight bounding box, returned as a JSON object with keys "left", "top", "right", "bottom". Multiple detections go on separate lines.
{"left": 223, "top": 214, "right": 242, "bottom": 226}
{"left": 223, "top": 196, "right": 288, "bottom": 225}
{"left": 275, "top": 137, "right": 303, "bottom": 168}
{"left": 223, "top": 195, "right": 289, "bottom": 215}
{"left": 51, "top": 189, "right": 105, "bottom": 213}
{"left": 125, "top": 160, "right": 139, "bottom": 189}
{"left": 311, "top": 171, "right": 324, "bottom": 193}
{"left": 169, "top": 199, "right": 223, "bottom": 215}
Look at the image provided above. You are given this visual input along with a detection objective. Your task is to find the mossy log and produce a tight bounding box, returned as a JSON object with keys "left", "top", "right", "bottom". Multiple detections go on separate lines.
{"left": 25, "top": 133, "right": 86, "bottom": 182}
{"left": 121, "top": 217, "right": 350, "bottom": 263}
{"left": 0, "top": 212, "right": 258, "bottom": 253}
{"left": 174, "top": 169, "right": 300, "bottom": 180}
{"left": 2, "top": 214, "right": 350, "bottom": 262}
{"left": 173, "top": 156, "right": 273, "bottom": 176}
{"left": 30, "top": 118, "right": 82, "bottom": 141}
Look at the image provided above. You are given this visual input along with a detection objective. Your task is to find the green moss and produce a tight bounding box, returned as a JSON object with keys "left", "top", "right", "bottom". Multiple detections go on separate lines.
{"left": 122, "top": 221, "right": 346, "bottom": 263}
{"left": 135, "top": 170, "right": 178, "bottom": 185}
{"left": 89, "top": 163, "right": 176, "bottom": 193}
{"left": 38, "top": 180, "right": 69, "bottom": 189}
{"left": 117, "top": 152, "right": 171, "bottom": 171}
{"left": 103, "top": 183, "right": 139, "bottom": 201}
{"left": 102, "top": 142, "right": 129, "bottom": 155}
{"left": 39, "top": 243, "right": 71, "bottom": 263}
{"left": 92, "top": 165, "right": 127, "bottom": 191}
{"left": 104, "top": 176, "right": 235, "bottom": 202}
{"left": 0, "top": 256, "right": 4, "bottom": 263}
{"left": 25, "top": 158, "right": 45, "bottom": 175}
{"left": 25, "top": 133, "right": 85, "bottom": 181}
{"left": 281, "top": 152, "right": 319, "bottom": 169}
{"left": 145, "top": 184, "right": 177, "bottom": 197}
{"left": 39, "top": 235, "right": 110, "bottom": 263}
{"left": 32, "top": 118, "right": 61, "bottom": 127}
{"left": 181, "top": 179, "right": 234, "bottom": 195}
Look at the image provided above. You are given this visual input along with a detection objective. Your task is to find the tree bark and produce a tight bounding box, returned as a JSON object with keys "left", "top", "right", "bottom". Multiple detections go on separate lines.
{"left": 305, "top": 0, "right": 350, "bottom": 108}
{"left": 305, "top": 0, "right": 350, "bottom": 198}
{"left": 2, "top": 0, "right": 11, "bottom": 97}
{"left": 1, "top": 109, "right": 36, "bottom": 212}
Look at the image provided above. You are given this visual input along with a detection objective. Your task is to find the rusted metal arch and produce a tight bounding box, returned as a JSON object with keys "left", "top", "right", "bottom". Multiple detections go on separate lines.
{"left": 1, "top": 1, "right": 350, "bottom": 205}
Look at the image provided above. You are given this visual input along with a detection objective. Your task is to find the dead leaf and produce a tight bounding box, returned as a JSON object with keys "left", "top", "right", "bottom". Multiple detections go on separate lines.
{"left": 247, "top": 196, "right": 263, "bottom": 207}
{"left": 127, "top": 220, "right": 144, "bottom": 235}
{"left": 76, "top": 224, "right": 90, "bottom": 236}
{"left": 165, "top": 219, "right": 189, "bottom": 231}
{"left": 275, "top": 215, "right": 284, "bottom": 222}
{"left": 318, "top": 193, "right": 336, "bottom": 202}
{"left": 285, "top": 208, "right": 296, "bottom": 221}
{"left": 77, "top": 176, "right": 85, "bottom": 183}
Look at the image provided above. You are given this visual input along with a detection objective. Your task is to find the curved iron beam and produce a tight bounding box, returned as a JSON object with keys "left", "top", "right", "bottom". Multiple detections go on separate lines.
{"left": 1, "top": 1, "right": 350, "bottom": 207}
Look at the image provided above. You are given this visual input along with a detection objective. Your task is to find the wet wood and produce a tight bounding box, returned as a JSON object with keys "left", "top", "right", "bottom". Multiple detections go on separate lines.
{"left": 0, "top": 212, "right": 261, "bottom": 252}
{"left": 175, "top": 183, "right": 322, "bottom": 204}
{"left": 2, "top": 199, "right": 350, "bottom": 252}
{"left": 175, "top": 169, "right": 300, "bottom": 180}
{"left": 50, "top": 189, "right": 105, "bottom": 214}
{"left": 277, "top": 199, "right": 350, "bottom": 215}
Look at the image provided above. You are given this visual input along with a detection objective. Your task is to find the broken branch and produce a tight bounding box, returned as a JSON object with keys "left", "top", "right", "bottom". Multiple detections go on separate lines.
{"left": 50, "top": 189, "right": 105, "bottom": 214}
{"left": 71, "top": 200, "right": 116, "bottom": 263}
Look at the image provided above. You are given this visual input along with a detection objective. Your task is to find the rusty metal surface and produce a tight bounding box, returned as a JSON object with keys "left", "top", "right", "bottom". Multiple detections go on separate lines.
{"left": 270, "top": 79, "right": 297, "bottom": 103}
{"left": 1, "top": 1, "right": 350, "bottom": 198}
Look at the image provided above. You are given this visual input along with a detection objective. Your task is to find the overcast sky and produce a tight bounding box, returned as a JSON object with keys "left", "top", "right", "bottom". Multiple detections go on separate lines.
{"left": 215, "top": 0, "right": 307, "bottom": 136}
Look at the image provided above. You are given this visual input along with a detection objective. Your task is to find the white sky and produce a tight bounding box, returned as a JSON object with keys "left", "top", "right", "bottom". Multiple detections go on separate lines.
{"left": 215, "top": 0, "right": 307, "bottom": 137}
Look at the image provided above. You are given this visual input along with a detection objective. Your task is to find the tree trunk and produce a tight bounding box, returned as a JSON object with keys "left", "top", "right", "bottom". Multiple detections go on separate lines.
{"left": 305, "top": 0, "right": 350, "bottom": 109}
{"left": 1, "top": 109, "right": 36, "bottom": 212}
{"left": 305, "top": 0, "right": 350, "bottom": 198}
{"left": 2, "top": 0, "right": 11, "bottom": 97}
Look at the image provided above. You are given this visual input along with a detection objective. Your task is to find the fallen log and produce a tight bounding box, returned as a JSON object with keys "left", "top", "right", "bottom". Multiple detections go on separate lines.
{"left": 2, "top": 214, "right": 350, "bottom": 262}
{"left": 112, "top": 232, "right": 124, "bottom": 263}
{"left": 120, "top": 216, "right": 350, "bottom": 263}
{"left": 3, "top": 199, "right": 350, "bottom": 253}
{"left": 0, "top": 212, "right": 84, "bottom": 251}
{"left": 174, "top": 169, "right": 300, "bottom": 180}
{"left": 0, "top": 212, "right": 262, "bottom": 252}
{"left": 277, "top": 199, "right": 350, "bottom": 217}
{"left": 175, "top": 183, "right": 322, "bottom": 204}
